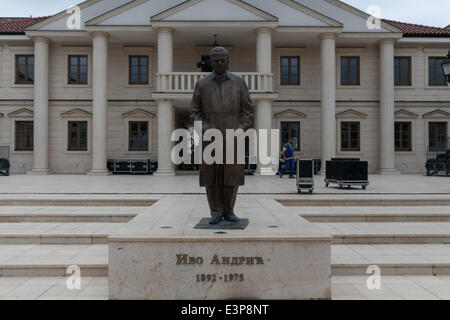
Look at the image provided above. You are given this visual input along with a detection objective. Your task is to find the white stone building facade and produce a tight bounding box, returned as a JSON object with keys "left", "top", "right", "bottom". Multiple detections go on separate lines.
{"left": 0, "top": 0, "right": 449, "bottom": 175}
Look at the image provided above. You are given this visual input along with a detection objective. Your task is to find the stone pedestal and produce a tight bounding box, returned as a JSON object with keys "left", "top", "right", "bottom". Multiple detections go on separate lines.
{"left": 109, "top": 196, "right": 331, "bottom": 300}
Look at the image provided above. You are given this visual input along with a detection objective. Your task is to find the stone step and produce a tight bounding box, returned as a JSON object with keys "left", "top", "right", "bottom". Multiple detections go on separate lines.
{"left": 298, "top": 206, "right": 450, "bottom": 222}
{"left": 315, "top": 222, "right": 450, "bottom": 244}
{"left": 0, "top": 199, "right": 156, "bottom": 207}
{"left": 0, "top": 223, "right": 122, "bottom": 244}
{"left": 280, "top": 198, "right": 450, "bottom": 207}
{"left": 0, "top": 206, "right": 137, "bottom": 223}
{"left": 1, "top": 221, "right": 449, "bottom": 245}
{"left": 0, "top": 245, "right": 108, "bottom": 277}
{"left": 332, "top": 244, "right": 450, "bottom": 276}
{"left": 2, "top": 244, "right": 449, "bottom": 278}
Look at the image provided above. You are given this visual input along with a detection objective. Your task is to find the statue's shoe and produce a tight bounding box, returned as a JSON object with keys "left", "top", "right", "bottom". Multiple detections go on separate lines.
{"left": 209, "top": 213, "right": 223, "bottom": 225}
{"left": 224, "top": 212, "right": 240, "bottom": 223}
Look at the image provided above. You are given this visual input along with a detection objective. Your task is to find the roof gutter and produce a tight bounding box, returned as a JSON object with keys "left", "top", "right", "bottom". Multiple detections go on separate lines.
{"left": 398, "top": 37, "right": 450, "bottom": 44}
{"left": 0, "top": 34, "right": 30, "bottom": 41}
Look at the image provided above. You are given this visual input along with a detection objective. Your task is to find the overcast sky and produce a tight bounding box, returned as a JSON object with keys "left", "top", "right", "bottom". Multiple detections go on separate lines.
{"left": 1, "top": 0, "right": 449, "bottom": 28}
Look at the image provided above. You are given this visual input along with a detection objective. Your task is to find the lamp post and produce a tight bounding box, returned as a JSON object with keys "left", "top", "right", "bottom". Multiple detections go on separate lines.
{"left": 441, "top": 51, "right": 450, "bottom": 83}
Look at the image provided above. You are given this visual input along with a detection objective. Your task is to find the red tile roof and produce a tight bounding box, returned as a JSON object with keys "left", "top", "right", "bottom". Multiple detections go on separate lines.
{"left": 0, "top": 17, "right": 49, "bottom": 34}
{"left": 383, "top": 19, "right": 450, "bottom": 37}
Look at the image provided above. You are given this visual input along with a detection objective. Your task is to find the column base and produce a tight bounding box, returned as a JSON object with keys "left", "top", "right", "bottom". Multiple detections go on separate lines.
{"left": 255, "top": 166, "right": 276, "bottom": 176}
{"left": 154, "top": 170, "right": 176, "bottom": 177}
{"left": 27, "top": 169, "right": 51, "bottom": 175}
{"left": 87, "top": 169, "right": 111, "bottom": 176}
{"left": 378, "top": 168, "right": 402, "bottom": 175}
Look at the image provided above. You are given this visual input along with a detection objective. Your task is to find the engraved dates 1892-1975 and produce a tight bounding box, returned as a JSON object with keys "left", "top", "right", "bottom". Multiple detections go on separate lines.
{"left": 196, "top": 273, "right": 244, "bottom": 283}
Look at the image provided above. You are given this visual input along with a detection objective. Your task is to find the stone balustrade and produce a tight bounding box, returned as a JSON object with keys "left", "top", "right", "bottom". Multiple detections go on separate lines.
{"left": 155, "top": 72, "right": 274, "bottom": 93}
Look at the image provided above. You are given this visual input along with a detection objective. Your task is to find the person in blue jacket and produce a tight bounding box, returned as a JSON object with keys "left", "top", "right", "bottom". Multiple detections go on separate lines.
{"left": 280, "top": 138, "right": 295, "bottom": 179}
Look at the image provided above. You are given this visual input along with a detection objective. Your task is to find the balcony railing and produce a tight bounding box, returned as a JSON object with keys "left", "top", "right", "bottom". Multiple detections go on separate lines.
{"left": 155, "top": 72, "right": 273, "bottom": 93}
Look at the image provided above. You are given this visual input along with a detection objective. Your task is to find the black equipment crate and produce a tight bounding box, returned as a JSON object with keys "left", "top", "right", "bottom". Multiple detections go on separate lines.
{"left": 148, "top": 160, "right": 158, "bottom": 173}
{"left": 0, "top": 159, "right": 10, "bottom": 176}
{"left": 325, "top": 158, "right": 369, "bottom": 190}
{"left": 426, "top": 149, "right": 450, "bottom": 176}
{"left": 107, "top": 159, "right": 158, "bottom": 175}
{"left": 279, "top": 159, "right": 321, "bottom": 176}
{"left": 0, "top": 146, "right": 10, "bottom": 176}
{"left": 296, "top": 159, "right": 314, "bottom": 194}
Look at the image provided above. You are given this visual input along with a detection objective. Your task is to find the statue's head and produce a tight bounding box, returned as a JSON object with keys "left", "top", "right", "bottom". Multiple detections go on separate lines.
{"left": 210, "top": 46, "right": 229, "bottom": 75}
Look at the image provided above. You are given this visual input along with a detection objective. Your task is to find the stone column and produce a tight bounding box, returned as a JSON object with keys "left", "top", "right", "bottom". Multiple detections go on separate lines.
{"left": 155, "top": 99, "right": 175, "bottom": 176}
{"left": 29, "top": 37, "right": 50, "bottom": 175}
{"left": 320, "top": 33, "right": 337, "bottom": 174}
{"left": 155, "top": 27, "right": 176, "bottom": 176}
{"left": 89, "top": 32, "right": 110, "bottom": 175}
{"left": 379, "top": 39, "right": 398, "bottom": 174}
{"left": 255, "top": 27, "right": 275, "bottom": 175}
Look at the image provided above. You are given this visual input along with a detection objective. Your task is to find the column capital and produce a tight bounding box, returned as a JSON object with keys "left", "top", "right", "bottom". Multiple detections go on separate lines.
{"left": 32, "top": 36, "right": 50, "bottom": 44}
{"left": 90, "top": 31, "right": 110, "bottom": 40}
{"left": 255, "top": 27, "right": 273, "bottom": 35}
{"left": 320, "top": 33, "right": 337, "bottom": 41}
{"left": 379, "top": 38, "right": 396, "bottom": 46}
{"left": 156, "top": 27, "right": 175, "bottom": 34}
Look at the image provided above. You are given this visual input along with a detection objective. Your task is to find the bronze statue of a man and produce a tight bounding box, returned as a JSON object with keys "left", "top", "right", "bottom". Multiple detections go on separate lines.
{"left": 190, "top": 47, "right": 254, "bottom": 225}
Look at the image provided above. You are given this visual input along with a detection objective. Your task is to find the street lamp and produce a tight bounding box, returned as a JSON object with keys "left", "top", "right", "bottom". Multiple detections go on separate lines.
{"left": 441, "top": 51, "right": 450, "bottom": 83}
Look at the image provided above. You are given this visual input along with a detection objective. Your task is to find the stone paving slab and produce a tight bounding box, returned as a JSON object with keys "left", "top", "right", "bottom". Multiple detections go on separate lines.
{"left": 332, "top": 275, "right": 450, "bottom": 300}
{"left": 0, "top": 277, "right": 108, "bottom": 300}
{"left": 0, "top": 174, "right": 448, "bottom": 195}
{"left": 315, "top": 222, "right": 450, "bottom": 244}
{"left": 296, "top": 206, "right": 450, "bottom": 222}
{"left": 0, "top": 276, "right": 449, "bottom": 300}
{"left": 0, "top": 245, "right": 108, "bottom": 276}
{"left": 0, "top": 206, "right": 138, "bottom": 222}
{"left": 332, "top": 244, "right": 450, "bottom": 275}
{"left": 0, "top": 223, "right": 124, "bottom": 244}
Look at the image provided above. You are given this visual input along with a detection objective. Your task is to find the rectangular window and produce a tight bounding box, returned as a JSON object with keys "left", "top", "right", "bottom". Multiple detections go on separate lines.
{"left": 429, "top": 122, "right": 448, "bottom": 152}
{"left": 280, "top": 56, "right": 300, "bottom": 85}
{"left": 341, "top": 121, "right": 360, "bottom": 151}
{"left": 68, "top": 55, "right": 88, "bottom": 85}
{"left": 429, "top": 57, "right": 447, "bottom": 86}
{"left": 129, "top": 56, "right": 149, "bottom": 85}
{"left": 394, "top": 57, "right": 412, "bottom": 86}
{"left": 395, "top": 122, "right": 412, "bottom": 151}
{"left": 129, "top": 121, "right": 148, "bottom": 151}
{"left": 341, "top": 56, "right": 360, "bottom": 86}
{"left": 68, "top": 121, "right": 88, "bottom": 151}
{"left": 280, "top": 121, "right": 300, "bottom": 151}
{"left": 15, "top": 55, "right": 34, "bottom": 84}
{"left": 15, "top": 121, "right": 34, "bottom": 151}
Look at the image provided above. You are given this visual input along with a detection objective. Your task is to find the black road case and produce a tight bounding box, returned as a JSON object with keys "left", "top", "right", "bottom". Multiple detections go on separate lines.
{"left": 425, "top": 150, "right": 450, "bottom": 176}
{"left": 296, "top": 158, "right": 314, "bottom": 194}
{"left": 325, "top": 158, "right": 369, "bottom": 190}
{"left": 0, "top": 146, "right": 10, "bottom": 176}
{"left": 107, "top": 159, "right": 158, "bottom": 175}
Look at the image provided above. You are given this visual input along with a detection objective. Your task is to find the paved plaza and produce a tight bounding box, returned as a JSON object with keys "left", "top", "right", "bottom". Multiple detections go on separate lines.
{"left": 0, "top": 173, "right": 449, "bottom": 195}
{"left": 0, "top": 173, "right": 449, "bottom": 299}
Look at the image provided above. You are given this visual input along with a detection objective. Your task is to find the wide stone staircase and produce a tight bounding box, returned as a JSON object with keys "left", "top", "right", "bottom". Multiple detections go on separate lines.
{"left": 0, "top": 199, "right": 153, "bottom": 278}
{"left": 1, "top": 195, "right": 450, "bottom": 299}
{"left": 284, "top": 197, "right": 450, "bottom": 277}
